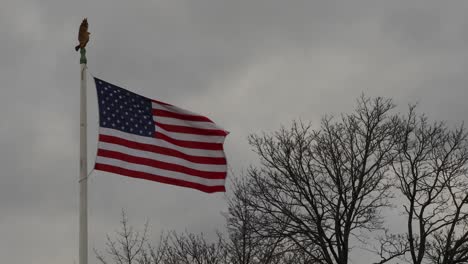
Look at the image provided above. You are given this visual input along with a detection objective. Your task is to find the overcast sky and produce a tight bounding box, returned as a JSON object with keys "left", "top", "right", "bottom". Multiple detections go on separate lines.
{"left": 2, "top": 1, "right": 468, "bottom": 263}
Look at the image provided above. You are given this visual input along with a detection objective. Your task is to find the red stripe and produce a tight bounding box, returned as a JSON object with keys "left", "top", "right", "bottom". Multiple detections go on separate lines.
{"left": 95, "top": 163, "right": 226, "bottom": 193}
{"left": 97, "top": 149, "right": 227, "bottom": 179}
{"left": 156, "top": 122, "right": 228, "bottom": 136}
{"left": 155, "top": 132, "right": 223, "bottom": 150}
{"left": 153, "top": 109, "right": 213, "bottom": 122}
{"left": 99, "top": 134, "right": 226, "bottom": 164}
{"left": 151, "top": 99, "right": 172, "bottom": 106}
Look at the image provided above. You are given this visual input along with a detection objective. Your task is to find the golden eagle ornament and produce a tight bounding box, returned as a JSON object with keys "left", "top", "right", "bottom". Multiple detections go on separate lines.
{"left": 75, "top": 18, "right": 90, "bottom": 51}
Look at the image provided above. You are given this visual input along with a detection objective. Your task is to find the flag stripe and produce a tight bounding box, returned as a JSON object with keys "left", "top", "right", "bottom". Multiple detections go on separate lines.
{"left": 97, "top": 149, "right": 227, "bottom": 179}
{"left": 99, "top": 135, "right": 227, "bottom": 165}
{"left": 98, "top": 141, "right": 227, "bottom": 170}
{"left": 96, "top": 156, "right": 226, "bottom": 186}
{"left": 155, "top": 125, "right": 225, "bottom": 143}
{"left": 152, "top": 102, "right": 214, "bottom": 121}
{"left": 155, "top": 116, "right": 222, "bottom": 130}
{"left": 151, "top": 99, "right": 172, "bottom": 106}
{"left": 153, "top": 108, "right": 213, "bottom": 122}
{"left": 100, "top": 128, "right": 225, "bottom": 158}
{"left": 95, "top": 163, "right": 226, "bottom": 193}
{"left": 155, "top": 122, "right": 228, "bottom": 136}
{"left": 155, "top": 132, "right": 224, "bottom": 150}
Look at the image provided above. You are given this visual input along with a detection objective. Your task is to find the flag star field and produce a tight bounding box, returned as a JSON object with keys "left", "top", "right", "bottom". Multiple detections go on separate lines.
{"left": 96, "top": 80, "right": 154, "bottom": 137}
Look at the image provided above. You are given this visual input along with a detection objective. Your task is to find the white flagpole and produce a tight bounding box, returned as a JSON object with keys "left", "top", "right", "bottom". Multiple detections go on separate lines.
{"left": 79, "top": 47, "right": 88, "bottom": 264}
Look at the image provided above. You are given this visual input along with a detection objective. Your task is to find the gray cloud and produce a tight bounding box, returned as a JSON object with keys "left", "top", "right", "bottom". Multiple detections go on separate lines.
{"left": 1, "top": 1, "right": 468, "bottom": 263}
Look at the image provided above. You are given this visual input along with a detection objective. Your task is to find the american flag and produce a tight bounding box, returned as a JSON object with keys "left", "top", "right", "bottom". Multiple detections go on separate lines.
{"left": 93, "top": 78, "right": 229, "bottom": 193}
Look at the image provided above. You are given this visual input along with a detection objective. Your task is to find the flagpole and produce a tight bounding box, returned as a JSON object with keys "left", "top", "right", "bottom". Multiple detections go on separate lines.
{"left": 79, "top": 47, "right": 88, "bottom": 264}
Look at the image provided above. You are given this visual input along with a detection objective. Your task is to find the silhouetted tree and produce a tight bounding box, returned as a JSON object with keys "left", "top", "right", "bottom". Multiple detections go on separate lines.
{"left": 97, "top": 196, "right": 314, "bottom": 264}
{"left": 225, "top": 178, "right": 313, "bottom": 264}
{"left": 97, "top": 95, "right": 468, "bottom": 264}
{"left": 94, "top": 210, "right": 168, "bottom": 264}
{"left": 94, "top": 212, "right": 227, "bottom": 264}
{"left": 394, "top": 106, "right": 468, "bottom": 264}
{"left": 243, "top": 96, "right": 403, "bottom": 264}
{"left": 163, "top": 231, "right": 228, "bottom": 264}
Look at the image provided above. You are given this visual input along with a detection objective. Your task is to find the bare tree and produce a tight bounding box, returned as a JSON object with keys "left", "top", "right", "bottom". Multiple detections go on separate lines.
{"left": 98, "top": 96, "right": 468, "bottom": 264}
{"left": 393, "top": 106, "right": 468, "bottom": 264}
{"left": 225, "top": 177, "right": 313, "bottom": 264}
{"left": 95, "top": 211, "right": 228, "bottom": 264}
{"left": 163, "top": 231, "right": 228, "bottom": 264}
{"left": 244, "top": 96, "right": 404, "bottom": 264}
{"left": 94, "top": 210, "right": 168, "bottom": 264}
{"left": 98, "top": 182, "right": 317, "bottom": 264}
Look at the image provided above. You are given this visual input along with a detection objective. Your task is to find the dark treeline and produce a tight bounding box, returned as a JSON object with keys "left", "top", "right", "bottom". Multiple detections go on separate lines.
{"left": 96, "top": 96, "right": 468, "bottom": 264}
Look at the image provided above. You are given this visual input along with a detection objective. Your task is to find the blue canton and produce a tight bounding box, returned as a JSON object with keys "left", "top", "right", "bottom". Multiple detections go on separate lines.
{"left": 95, "top": 78, "right": 154, "bottom": 137}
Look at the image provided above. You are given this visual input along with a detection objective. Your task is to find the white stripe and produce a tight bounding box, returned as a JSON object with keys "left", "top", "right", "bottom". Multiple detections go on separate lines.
{"left": 152, "top": 102, "right": 207, "bottom": 118}
{"left": 96, "top": 156, "right": 226, "bottom": 186}
{"left": 99, "top": 128, "right": 225, "bottom": 157}
{"left": 154, "top": 116, "right": 222, "bottom": 130}
{"left": 155, "top": 125, "right": 226, "bottom": 143}
{"left": 98, "top": 141, "right": 227, "bottom": 172}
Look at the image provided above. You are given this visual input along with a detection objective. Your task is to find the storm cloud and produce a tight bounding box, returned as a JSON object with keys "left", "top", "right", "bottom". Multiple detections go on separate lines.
{"left": 1, "top": 1, "right": 468, "bottom": 263}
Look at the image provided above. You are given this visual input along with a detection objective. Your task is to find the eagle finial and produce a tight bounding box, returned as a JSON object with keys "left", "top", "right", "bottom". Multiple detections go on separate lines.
{"left": 75, "top": 18, "right": 90, "bottom": 52}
